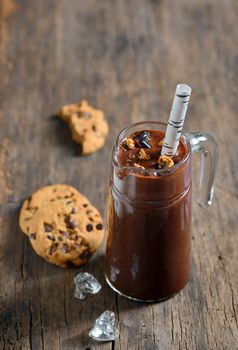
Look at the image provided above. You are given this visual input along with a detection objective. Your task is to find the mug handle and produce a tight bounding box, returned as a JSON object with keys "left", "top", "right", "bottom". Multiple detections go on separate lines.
{"left": 186, "top": 132, "right": 219, "bottom": 208}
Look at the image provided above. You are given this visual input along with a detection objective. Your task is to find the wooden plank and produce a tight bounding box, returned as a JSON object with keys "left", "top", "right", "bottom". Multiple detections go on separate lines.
{"left": 0, "top": 0, "right": 237, "bottom": 349}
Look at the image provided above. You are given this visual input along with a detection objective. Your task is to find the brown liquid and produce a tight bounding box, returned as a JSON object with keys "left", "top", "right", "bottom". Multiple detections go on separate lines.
{"left": 105, "top": 129, "right": 192, "bottom": 301}
{"left": 118, "top": 129, "right": 185, "bottom": 169}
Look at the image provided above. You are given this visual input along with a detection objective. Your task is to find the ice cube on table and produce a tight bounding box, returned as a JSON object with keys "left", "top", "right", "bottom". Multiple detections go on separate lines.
{"left": 74, "top": 272, "right": 101, "bottom": 300}
{"left": 89, "top": 310, "right": 119, "bottom": 341}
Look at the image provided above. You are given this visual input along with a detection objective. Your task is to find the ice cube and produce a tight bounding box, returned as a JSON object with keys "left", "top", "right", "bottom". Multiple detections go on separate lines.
{"left": 74, "top": 272, "right": 102, "bottom": 300}
{"left": 89, "top": 310, "right": 119, "bottom": 341}
{"left": 137, "top": 131, "right": 151, "bottom": 148}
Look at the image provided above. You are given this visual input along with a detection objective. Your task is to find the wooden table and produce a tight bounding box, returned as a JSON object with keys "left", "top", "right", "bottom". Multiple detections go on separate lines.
{"left": 1, "top": 0, "right": 238, "bottom": 349}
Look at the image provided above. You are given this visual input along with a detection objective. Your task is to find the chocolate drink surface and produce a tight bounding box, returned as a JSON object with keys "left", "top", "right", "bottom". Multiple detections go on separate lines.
{"left": 105, "top": 127, "right": 192, "bottom": 301}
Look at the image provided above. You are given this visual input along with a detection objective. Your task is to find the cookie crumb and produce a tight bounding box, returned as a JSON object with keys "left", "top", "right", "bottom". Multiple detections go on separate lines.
{"left": 157, "top": 155, "right": 174, "bottom": 168}
{"left": 138, "top": 149, "right": 150, "bottom": 160}
{"left": 126, "top": 138, "right": 135, "bottom": 149}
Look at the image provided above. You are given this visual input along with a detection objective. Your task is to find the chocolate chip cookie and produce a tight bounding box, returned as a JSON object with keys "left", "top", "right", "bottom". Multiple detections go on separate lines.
{"left": 19, "top": 185, "right": 104, "bottom": 267}
{"left": 59, "top": 100, "right": 109, "bottom": 155}
{"left": 19, "top": 184, "right": 89, "bottom": 235}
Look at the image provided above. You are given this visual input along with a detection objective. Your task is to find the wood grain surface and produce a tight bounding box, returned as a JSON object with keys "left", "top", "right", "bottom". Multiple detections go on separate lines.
{"left": 0, "top": 0, "right": 238, "bottom": 349}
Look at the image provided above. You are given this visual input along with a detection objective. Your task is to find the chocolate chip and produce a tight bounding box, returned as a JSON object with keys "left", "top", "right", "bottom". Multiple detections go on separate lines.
{"left": 61, "top": 243, "right": 70, "bottom": 253}
{"left": 86, "top": 224, "right": 93, "bottom": 232}
{"left": 96, "top": 223, "right": 103, "bottom": 230}
{"left": 49, "top": 243, "right": 58, "bottom": 255}
{"left": 86, "top": 210, "right": 92, "bottom": 215}
{"left": 65, "top": 260, "right": 76, "bottom": 268}
{"left": 58, "top": 236, "right": 63, "bottom": 241}
{"left": 26, "top": 197, "right": 32, "bottom": 210}
{"left": 30, "top": 233, "right": 36, "bottom": 240}
{"left": 44, "top": 223, "right": 53, "bottom": 232}
{"left": 92, "top": 125, "right": 97, "bottom": 131}
{"left": 66, "top": 219, "right": 78, "bottom": 229}
{"left": 158, "top": 161, "right": 166, "bottom": 169}
{"left": 66, "top": 200, "right": 73, "bottom": 205}
{"left": 59, "top": 230, "right": 70, "bottom": 238}
{"left": 64, "top": 216, "right": 69, "bottom": 223}
{"left": 80, "top": 249, "right": 91, "bottom": 260}
{"left": 122, "top": 141, "right": 128, "bottom": 149}
{"left": 64, "top": 216, "right": 71, "bottom": 226}
{"left": 24, "top": 217, "right": 31, "bottom": 221}
{"left": 71, "top": 208, "right": 77, "bottom": 214}
{"left": 83, "top": 204, "right": 88, "bottom": 208}
{"left": 76, "top": 111, "right": 91, "bottom": 119}
{"left": 47, "top": 235, "right": 55, "bottom": 241}
{"left": 153, "top": 162, "right": 159, "bottom": 170}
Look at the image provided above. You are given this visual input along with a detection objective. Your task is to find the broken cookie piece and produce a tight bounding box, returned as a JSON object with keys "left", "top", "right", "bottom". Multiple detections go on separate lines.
{"left": 126, "top": 138, "right": 135, "bottom": 149}
{"left": 138, "top": 149, "right": 150, "bottom": 160}
{"left": 157, "top": 155, "right": 174, "bottom": 169}
{"left": 59, "top": 100, "right": 109, "bottom": 155}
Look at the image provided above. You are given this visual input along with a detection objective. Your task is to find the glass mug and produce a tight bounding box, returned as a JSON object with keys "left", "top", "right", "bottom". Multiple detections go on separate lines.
{"left": 105, "top": 121, "right": 218, "bottom": 302}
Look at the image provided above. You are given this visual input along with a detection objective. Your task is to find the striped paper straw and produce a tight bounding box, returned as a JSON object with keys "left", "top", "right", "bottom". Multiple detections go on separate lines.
{"left": 161, "top": 84, "right": 192, "bottom": 157}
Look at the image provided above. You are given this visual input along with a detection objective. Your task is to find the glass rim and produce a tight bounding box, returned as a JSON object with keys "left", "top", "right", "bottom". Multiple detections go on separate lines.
{"left": 112, "top": 121, "right": 191, "bottom": 176}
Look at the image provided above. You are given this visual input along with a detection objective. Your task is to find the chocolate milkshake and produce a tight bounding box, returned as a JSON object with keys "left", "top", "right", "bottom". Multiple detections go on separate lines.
{"left": 105, "top": 122, "right": 192, "bottom": 301}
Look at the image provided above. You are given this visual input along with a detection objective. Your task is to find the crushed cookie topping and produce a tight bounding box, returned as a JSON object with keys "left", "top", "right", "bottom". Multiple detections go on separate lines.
{"left": 158, "top": 138, "right": 164, "bottom": 147}
{"left": 138, "top": 149, "right": 150, "bottom": 160}
{"left": 157, "top": 155, "right": 174, "bottom": 168}
{"left": 126, "top": 138, "right": 135, "bottom": 149}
